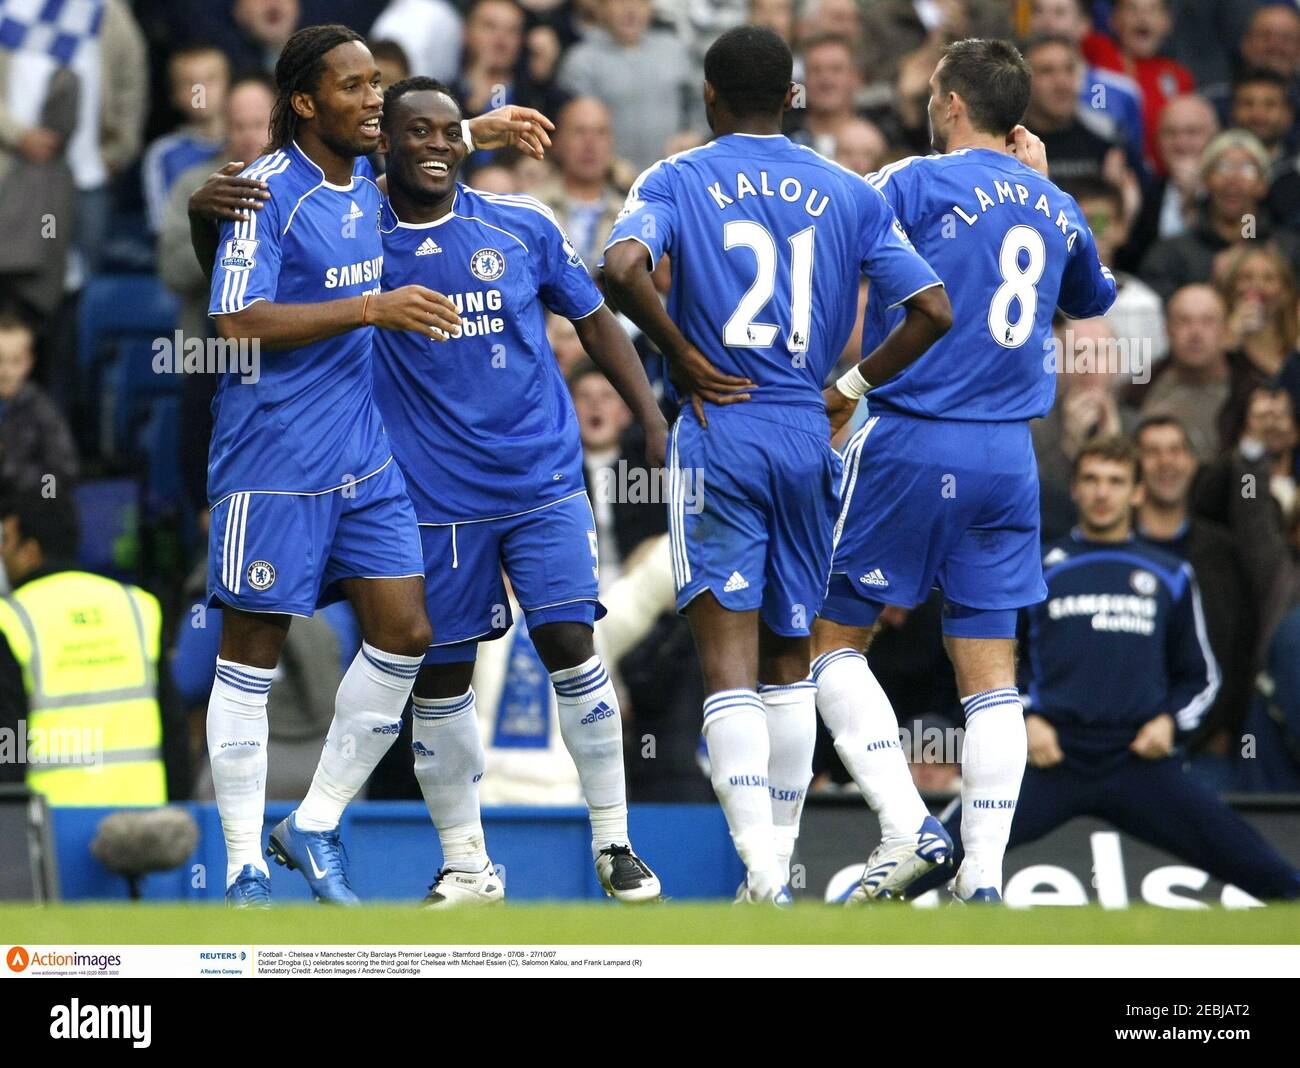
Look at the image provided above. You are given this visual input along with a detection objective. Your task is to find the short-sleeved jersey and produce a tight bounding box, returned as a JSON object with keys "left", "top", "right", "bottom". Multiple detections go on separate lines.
{"left": 207, "top": 144, "right": 390, "bottom": 503}
{"left": 372, "top": 186, "right": 604, "bottom": 523}
{"left": 862, "top": 148, "right": 1117, "bottom": 422}
{"left": 602, "top": 133, "right": 942, "bottom": 422}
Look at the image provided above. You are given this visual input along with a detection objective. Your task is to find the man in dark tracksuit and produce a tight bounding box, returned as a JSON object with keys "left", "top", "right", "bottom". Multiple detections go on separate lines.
{"left": 913, "top": 436, "right": 1300, "bottom": 901}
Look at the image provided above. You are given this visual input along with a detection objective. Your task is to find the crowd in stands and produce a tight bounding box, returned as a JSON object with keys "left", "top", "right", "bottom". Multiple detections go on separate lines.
{"left": 3, "top": 0, "right": 1300, "bottom": 803}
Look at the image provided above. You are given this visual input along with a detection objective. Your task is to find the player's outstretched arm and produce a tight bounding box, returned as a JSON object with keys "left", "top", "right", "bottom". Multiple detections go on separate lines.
{"left": 603, "top": 238, "right": 754, "bottom": 427}
{"left": 188, "top": 162, "right": 271, "bottom": 280}
{"left": 572, "top": 304, "right": 669, "bottom": 468}
{"left": 466, "top": 106, "right": 555, "bottom": 160}
{"left": 214, "top": 286, "right": 461, "bottom": 350}
{"left": 825, "top": 284, "right": 952, "bottom": 434}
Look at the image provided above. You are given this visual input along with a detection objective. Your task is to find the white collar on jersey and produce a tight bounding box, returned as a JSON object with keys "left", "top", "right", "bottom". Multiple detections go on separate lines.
{"left": 291, "top": 140, "right": 356, "bottom": 191}
{"left": 389, "top": 187, "right": 461, "bottom": 229}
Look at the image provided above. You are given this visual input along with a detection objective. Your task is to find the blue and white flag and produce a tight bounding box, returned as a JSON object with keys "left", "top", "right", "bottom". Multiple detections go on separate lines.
{"left": 0, "top": 0, "right": 104, "bottom": 65}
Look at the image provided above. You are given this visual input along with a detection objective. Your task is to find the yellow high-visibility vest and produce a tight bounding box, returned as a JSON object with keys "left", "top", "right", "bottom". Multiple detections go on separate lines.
{"left": 0, "top": 571, "right": 165, "bottom": 805}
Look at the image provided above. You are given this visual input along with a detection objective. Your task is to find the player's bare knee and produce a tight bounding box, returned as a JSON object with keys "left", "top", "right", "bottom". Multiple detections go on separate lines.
{"left": 414, "top": 661, "right": 474, "bottom": 700}
{"left": 531, "top": 622, "right": 594, "bottom": 673}
{"left": 811, "top": 617, "right": 872, "bottom": 657}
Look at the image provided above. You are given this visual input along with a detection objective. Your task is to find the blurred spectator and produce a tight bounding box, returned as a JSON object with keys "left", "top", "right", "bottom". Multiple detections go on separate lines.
{"left": 1216, "top": 244, "right": 1300, "bottom": 384}
{"left": 1139, "top": 130, "right": 1300, "bottom": 300}
{"left": 833, "top": 118, "right": 887, "bottom": 177}
{"left": 1162, "top": 0, "right": 1263, "bottom": 91}
{"left": 224, "top": 0, "right": 300, "bottom": 75}
{"left": 1066, "top": 177, "right": 1167, "bottom": 362}
{"left": 1033, "top": 316, "right": 1137, "bottom": 537}
{"left": 557, "top": 0, "right": 693, "bottom": 171}
{"left": 1119, "top": 92, "right": 1219, "bottom": 270}
{"left": 1231, "top": 67, "right": 1297, "bottom": 161}
{"left": 456, "top": 0, "right": 568, "bottom": 125}
{"left": 0, "top": 313, "right": 79, "bottom": 496}
{"left": 786, "top": 34, "right": 859, "bottom": 160}
{"left": 748, "top": 0, "right": 795, "bottom": 45}
{"left": 858, "top": 0, "right": 1009, "bottom": 91}
{"left": 370, "top": 0, "right": 463, "bottom": 82}
{"left": 1134, "top": 415, "right": 1257, "bottom": 752}
{"left": 1026, "top": 0, "right": 1145, "bottom": 161}
{"left": 464, "top": 160, "right": 518, "bottom": 192}
{"left": 1082, "top": 0, "right": 1195, "bottom": 171}
{"left": 142, "top": 45, "right": 229, "bottom": 232}
{"left": 1135, "top": 284, "right": 1234, "bottom": 459}
{"left": 1236, "top": 385, "right": 1299, "bottom": 521}
{"left": 1204, "top": 3, "right": 1300, "bottom": 122}
{"left": 1022, "top": 35, "right": 1137, "bottom": 189}
{"left": 370, "top": 39, "right": 412, "bottom": 92}
{"left": 0, "top": 46, "right": 76, "bottom": 327}
{"left": 531, "top": 97, "right": 626, "bottom": 267}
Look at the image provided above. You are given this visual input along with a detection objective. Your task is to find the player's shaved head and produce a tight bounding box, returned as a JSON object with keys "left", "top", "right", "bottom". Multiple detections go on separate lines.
{"left": 703, "top": 25, "right": 793, "bottom": 124}
{"left": 935, "top": 38, "right": 1032, "bottom": 139}
{"left": 381, "top": 77, "right": 467, "bottom": 211}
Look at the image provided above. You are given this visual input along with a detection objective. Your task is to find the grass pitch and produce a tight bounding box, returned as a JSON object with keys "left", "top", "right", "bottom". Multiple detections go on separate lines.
{"left": 3, "top": 901, "right": 1299, "bottom": 945}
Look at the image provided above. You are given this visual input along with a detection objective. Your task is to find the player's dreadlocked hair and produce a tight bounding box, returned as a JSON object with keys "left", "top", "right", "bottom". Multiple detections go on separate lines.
{"left": 381, "top": 76, "right": 460, "bottom": 132}
{"left": 266, "top": 23, "right": 365, "bottom": 151}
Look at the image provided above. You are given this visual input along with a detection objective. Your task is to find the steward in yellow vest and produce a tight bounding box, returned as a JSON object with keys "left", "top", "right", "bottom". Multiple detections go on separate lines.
{"left": 0, "top": 493, "right": 169, "bottom": 805}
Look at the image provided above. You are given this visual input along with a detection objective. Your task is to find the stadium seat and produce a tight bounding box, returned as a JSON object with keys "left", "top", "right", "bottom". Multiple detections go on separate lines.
{"left": 110, "top": 338, "right": 182, "bottom": 460}
{"left": 74, "top": 478, "right": 141, "bottom": 582}
{"left": 77, "top": 274, "right": 179, "bottom": 453}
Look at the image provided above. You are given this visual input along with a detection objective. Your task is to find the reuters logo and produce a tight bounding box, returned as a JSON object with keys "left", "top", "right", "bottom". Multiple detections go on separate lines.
{"left": 7, "top": 946, "right": 29, "bottom": 972}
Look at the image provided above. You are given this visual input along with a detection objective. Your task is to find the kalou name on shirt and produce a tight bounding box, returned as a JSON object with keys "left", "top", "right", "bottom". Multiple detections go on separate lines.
{"left": 704, "top": 169, "right": 831, "bottom": 217}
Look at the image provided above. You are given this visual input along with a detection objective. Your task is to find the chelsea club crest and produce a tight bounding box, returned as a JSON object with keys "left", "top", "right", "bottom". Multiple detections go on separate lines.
{"left": 247, "top": 560, "right": 276, "bottom": 591}
{"left": 470, "top": 247, "right": 506, "bottom": 281}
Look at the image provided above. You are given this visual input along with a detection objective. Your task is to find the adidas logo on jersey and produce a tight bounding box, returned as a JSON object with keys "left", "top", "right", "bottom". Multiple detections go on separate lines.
{"left": 414, "top": 237, "right": 441, "bottom": 256}
{"left": 343, "top": 200, "right": 364, "bottom": 222}
{"left": 723, "top": 571, "right": 749, "bottom": 592}
{"left": 859, "top": 568, "right": 889, "bottom": 587}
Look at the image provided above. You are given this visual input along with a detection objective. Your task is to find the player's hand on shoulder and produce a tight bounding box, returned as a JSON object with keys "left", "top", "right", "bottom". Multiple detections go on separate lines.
{"left": 1008, "top": 125, "right": 1049, "bottom": 178}
{"left": 368, "top": 285, "right": 461, "bottom": 340}
{"left": 670, "top": 342, "right": 753, "bottom": 429}
{"left": 823, "top": 385, "right": 856, "bottom": 436}
{"left": 1129, "top": 713, "right": 1176, "bottom": 760}
{"left": 1026, "top": 714, "right": 1065, "bottom": 768}
{"left": 189, "top": 161, "right": 271, "bottom": 222}
{"left": 468, "top": 106, "right": 555, "bottom": 160}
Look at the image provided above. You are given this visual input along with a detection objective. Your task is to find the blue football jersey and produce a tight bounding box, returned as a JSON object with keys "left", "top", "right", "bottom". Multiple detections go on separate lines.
{"left": 1024, "top": 532, "right": 1219, "bottom": 758}
{"left": 863, "top": 148, "right": 1116, "bottom": 421}
{"left": 372, "top": 186, "right": 604, "bottom": 523}
{"left": 207, "top": 144, "right": 390, "bottom": 503}
{"left": 602, "top": 134, "right": 942, "bottom": 419}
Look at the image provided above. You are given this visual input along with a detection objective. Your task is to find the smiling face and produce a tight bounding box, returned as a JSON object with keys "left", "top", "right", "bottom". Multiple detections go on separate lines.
{"left": 383, "top": 88, "right": 468, "bottom": 204}
{"left": 296, "top": 40, "right": 384, "bottom": 157}
{"left": 1136, "top": 422, "right": 1196, "bottom": 509}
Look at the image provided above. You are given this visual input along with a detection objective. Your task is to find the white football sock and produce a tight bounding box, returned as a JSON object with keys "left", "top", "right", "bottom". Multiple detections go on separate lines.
{"left": 957, "top": 688, "right": 1027, "bottom": 895}
{"left": 813, "top": 648, "right": 929, "bottom": 841}
{"left": 411, "top": 690, "right": 490, "bottom": 873}
{"left": 296, "top": 642, "right": 422, "bottom": 831}
{"left": 759, "top": 680, "right": 816, "bottom": 885}
{"left": 208, "top": 658, "right": 272, "bottom": 886}
{"left": 703, "top": 689, "right": 782, "bottom": 894}
{"left": 551, "top": 655, "right": 629, "bottom": 857}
